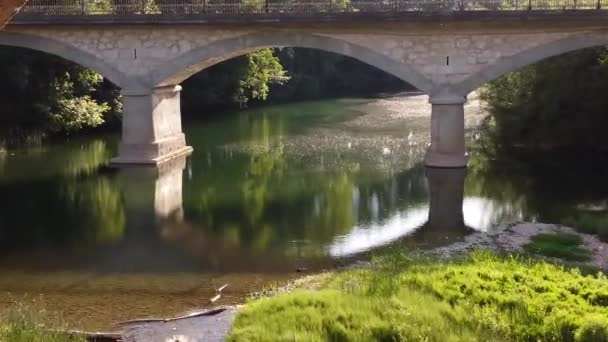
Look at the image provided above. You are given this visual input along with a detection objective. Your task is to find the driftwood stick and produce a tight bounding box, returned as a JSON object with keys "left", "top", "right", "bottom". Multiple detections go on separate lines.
{"left": 217, "top": 284, "right": 229, "bottom": 293}
{"left": 116, "top": 307, "right": 226, "bottom": 326}
{"left": 209, "top": 294, "right": 221, "bottom": 303}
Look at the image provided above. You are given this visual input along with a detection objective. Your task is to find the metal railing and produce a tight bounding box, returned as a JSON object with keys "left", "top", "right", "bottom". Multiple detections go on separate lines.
{"left": 14, "top": 0, "right": 608, "bottom": 20}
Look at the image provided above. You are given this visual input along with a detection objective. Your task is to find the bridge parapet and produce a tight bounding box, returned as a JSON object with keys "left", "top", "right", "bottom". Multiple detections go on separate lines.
{"left": 12, "top": 0, "right": 608, "bottom": 23}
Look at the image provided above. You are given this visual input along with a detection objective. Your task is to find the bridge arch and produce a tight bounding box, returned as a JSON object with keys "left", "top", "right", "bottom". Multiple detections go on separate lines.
{"left": 149, "top": 31, "right": 435, "bottom": 94}
{"left": 0, "top": 31, "right": 137, "bottom": 90}
{"left": 453, "top": 32, "right": 608, "bottom": 96}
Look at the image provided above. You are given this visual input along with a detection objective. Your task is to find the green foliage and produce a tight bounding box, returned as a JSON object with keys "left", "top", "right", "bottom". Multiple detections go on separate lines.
{"left": 46, "top": 65, "right": 110, "bottom": 133}
{"left": 49, "top": 96, "right": 108, "bottom": 132}
{"left": 0, "top": 44, "right": 409, "bottom": 142}
{"left": 229, "top": 251, "right": 608, "bottom": 341}
{"left": 524, "top": 233, "right": 592, "bottom": 261}
{"left": 479, "top": 47, "right": 608, "bottom": 151}
{"left": 241, "top": 0, "right": 265, "bottom": 11}
{"left": 0, "top": 47, "right": 115, "bottom": 143}
{"left": 181, "top": 47, "right": 409, "bottom": 115}
{"left": 85, "top": 0, "right": 112, "bottom": 14}
{"left": 182, "top": 49, "right": 288, "bottom": 112}
{"left": 235, "top": 49, "right": 290, "bottom": 106}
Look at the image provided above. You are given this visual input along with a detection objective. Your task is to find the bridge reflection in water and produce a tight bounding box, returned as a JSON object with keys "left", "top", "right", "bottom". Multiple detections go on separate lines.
{"left": 116, "top": 156, "right": 509, "bottom": 264}
{"left": 0, "top": 154, "right": 525, "bottom": 329}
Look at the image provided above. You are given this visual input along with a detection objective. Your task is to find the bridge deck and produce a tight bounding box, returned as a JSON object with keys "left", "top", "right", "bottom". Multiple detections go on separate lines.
{"left": 10, "top": 0, "right": 608, "bottom": 24}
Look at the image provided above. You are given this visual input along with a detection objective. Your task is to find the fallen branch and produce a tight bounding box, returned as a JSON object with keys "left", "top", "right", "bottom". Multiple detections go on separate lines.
{"left": 116, "top": 307, "right": 227, "bottom": 326}
{"left": 209, "top": 294, "right": 221, "bottom": 303}
{"left": 209, "top": 283, "right": 228, "bottom": 303}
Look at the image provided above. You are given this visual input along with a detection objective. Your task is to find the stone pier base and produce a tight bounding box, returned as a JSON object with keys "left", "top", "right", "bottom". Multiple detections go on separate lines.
{"left": 424, "top": 95, "right": 468, "bottom": 168}
{"left": 111, "top": 85, "right": 192, "bottom": 165}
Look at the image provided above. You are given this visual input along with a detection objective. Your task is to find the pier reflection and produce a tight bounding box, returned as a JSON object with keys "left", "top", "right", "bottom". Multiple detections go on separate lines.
{"left": 120, "top": 156, "right": 186, "bottom": 223}
{"left": 329, "top": 167, "right": 471, "bottom": 256}
{"left": 410, "top": 167, "right": 472, "bottom": 244}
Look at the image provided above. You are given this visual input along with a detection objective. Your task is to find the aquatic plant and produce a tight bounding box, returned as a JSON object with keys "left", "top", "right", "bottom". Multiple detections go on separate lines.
{"left": 524, "top": 233, "right": 591, "bottom": 261}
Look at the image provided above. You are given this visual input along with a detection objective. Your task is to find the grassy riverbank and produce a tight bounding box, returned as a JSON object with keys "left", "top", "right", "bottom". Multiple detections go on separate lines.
{"left": 0, "top": 305, "right": 84, "bottom": 342}
{"left": 229, "top": 251, "right": 608, "bottom": 341}
{"left": 0, "top": 324, "right": 79, "bottom": 342}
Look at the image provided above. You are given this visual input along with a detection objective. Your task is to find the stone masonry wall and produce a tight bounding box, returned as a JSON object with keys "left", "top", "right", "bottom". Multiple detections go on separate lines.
{"left": 5, "top": 24, "right": 607, "bottom": 95}
{"left": 323, "top": 31, "right": 576, "bottom": 86}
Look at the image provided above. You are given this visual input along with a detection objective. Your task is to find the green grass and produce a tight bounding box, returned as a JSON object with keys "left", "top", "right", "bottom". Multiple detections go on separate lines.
{"left": 524, "top": 233, "right": 592, "bottom": 261}
{"left": 0, "top": 303, "right": 85, "bottom": 342}
{"left": 228, "top": 251, "right": 608, "bottom": 342}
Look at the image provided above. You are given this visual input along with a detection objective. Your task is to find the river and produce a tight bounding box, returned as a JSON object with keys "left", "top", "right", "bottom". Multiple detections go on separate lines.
{"left": 0, "top": 93, "right": 606, "bottom": 330}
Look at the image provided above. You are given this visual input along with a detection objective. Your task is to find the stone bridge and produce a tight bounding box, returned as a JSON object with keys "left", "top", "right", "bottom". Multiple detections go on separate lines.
{"left": 4, "top": 3, "right": 608, "bottom": 167}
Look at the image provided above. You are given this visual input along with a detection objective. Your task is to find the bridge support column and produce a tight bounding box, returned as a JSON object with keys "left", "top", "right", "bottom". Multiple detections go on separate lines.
{"left": 111, "top": 85, "right": 192, "bottom": 165}
{"left": 424, "top": 95, "right": 468, "bottom": 168}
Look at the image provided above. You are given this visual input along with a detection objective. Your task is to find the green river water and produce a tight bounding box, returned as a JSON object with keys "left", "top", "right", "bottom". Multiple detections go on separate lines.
{"left": 0, "top": 95, "right": 607, "bottom": 330}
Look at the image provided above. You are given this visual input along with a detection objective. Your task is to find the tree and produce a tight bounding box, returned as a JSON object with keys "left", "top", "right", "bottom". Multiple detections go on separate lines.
{"left": 234, "top": 49, "right": 290, "bottom": 107}
{"left": 0, "top": 47, "right": 115, "bottom": 145}
{"left": 46, "top": 68, "right": 110, "bottom": 132}
{"left": 479, "top": 47, "right": 608, "bottom": 151}
{"left": 182, "top": 48, "right": 289, "bottom": 113}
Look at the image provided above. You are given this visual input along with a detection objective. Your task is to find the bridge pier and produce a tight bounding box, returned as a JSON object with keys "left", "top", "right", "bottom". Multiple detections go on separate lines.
{"left": 111, "top": 85, "right": 192, "bottom": 165}
{"left": 424, "top": 95, "right": 468, "bottom": 168}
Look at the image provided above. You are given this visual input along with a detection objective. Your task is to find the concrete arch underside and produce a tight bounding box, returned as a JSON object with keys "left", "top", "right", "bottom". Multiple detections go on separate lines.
{"left": 453, "top": 32, "right": 608, "bottom": 96}
{"left": 0, "top": 31, "right": 131, "bottom": 89}
{"left": 149, "top": 31, "right": 435, "bottom": 94}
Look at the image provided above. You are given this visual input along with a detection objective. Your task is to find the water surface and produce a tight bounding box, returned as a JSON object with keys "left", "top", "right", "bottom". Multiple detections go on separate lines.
{"left": 0, "top": 95, "right": 606, "bottom": 329}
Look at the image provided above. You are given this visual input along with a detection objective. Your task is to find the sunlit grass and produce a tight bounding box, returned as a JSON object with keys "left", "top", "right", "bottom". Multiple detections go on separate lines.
{"left": 229, "top": 288, "right": 493, "bottom": 341}
{"left": 229, "top": 251, "right": 608, "bottom": 341}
